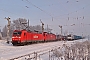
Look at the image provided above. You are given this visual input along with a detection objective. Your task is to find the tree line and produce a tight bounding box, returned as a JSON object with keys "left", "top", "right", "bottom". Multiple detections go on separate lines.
{"left": 2, "top": 18, "right": 52, "bottom": 37}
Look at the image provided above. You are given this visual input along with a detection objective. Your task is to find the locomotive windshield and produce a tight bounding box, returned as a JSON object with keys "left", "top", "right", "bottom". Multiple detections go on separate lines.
{"left": 13, "top": 32, "right": 22, "bottom": 35}
{"left": 67, "top": 35, "right": 71, "bottom": 37}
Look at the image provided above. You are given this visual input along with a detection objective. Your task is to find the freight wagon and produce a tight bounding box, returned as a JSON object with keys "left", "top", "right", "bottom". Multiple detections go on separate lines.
{"left": 67, "top": 34, "right": 82, "bottom": 40}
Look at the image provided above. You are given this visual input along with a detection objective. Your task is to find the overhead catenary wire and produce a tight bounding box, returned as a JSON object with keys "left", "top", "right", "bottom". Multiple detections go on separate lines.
{"left": 0, "top": 8, "right": 26, "bottom": 20}
{"left": 25, "top": 0, "right": 53, "bottom": 18}
{"left": 0, "top": 0, "right": 88, "bottom": 21}
{"left": 2, "top": 4, "right": 88, "bottom": 30}
{"left": 0, "top": 8, "right": 19, "bottom": 17}
{"left": 0, "top": 0, "right": 89, "bottom": 25}
{"left": 53, "top": 0, "right": 89, "bottom": 20}
{"left": 0, "top": 0, "right": 89, "bottom": 35}
{"left": 0, "top": 0, "right": 32, "bottom": 19}
{"left": 22, "top": 0, "right": 88, "bottom": 24}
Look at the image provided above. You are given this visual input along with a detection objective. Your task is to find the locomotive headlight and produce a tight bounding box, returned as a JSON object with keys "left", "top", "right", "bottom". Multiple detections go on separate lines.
{"left": 18, "top": 37, "right": 21, "bottom": 38}
{"left": 12, "top": 37, "right": 15, "bottom": 38}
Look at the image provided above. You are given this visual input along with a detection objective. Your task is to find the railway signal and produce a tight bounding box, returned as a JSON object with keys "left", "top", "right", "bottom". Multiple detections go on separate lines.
{"left": 59, "top": 25, "right": 62, "bottom": 35}
{"left": 40, "top": 19, "right": 44, "bottom": 33}
{"left": 59, "top": 25, "right": 63, "bottom": 40}
{"left": 5, "top": 17, "right": 11, "bottom": 44}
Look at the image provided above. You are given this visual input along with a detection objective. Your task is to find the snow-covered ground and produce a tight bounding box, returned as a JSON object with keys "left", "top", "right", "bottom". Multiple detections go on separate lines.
{"left": 0, "top": 38, "right": 88, "bottom": 60}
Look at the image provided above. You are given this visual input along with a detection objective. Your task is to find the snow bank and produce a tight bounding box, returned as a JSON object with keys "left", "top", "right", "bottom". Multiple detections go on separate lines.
{"left": 0, "top": 38, "right": 88, "bottom": 60}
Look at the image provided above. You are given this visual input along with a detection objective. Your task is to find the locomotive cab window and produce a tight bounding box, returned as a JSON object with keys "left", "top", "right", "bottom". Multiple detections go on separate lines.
{"left": 43, "top": 33, "right": 45, "bottom": 36}
{"left": 13, "top": 32, "right": 22, "bottom": 35}
{"left": 67, "top": 35, "right": 71, "bottom": 37}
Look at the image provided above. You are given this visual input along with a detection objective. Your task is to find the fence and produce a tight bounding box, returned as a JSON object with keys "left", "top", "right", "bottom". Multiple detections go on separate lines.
{"left": 9, "top": 40, "right": 90, "bottom": 60}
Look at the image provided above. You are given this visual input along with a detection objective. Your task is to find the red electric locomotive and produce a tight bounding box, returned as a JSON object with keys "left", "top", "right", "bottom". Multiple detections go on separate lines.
{"left": 43, "top": 32, "right": 56, "bottom": 41}
{"left": 12, "top": 30, "right": 56, "bottom": 45}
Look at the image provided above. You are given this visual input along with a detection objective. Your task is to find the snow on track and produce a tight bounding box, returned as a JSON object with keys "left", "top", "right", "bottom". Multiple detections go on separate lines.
{"left": 0, "top": 39, "right": 88, "bottom": 60}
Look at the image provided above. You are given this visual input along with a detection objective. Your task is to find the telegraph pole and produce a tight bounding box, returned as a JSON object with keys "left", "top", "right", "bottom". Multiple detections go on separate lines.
{"left": 5, "top": 17, "right": 11, "bottom": 44}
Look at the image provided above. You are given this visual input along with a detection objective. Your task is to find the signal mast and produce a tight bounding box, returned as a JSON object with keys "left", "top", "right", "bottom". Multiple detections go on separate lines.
{"left": 40, "top": 19, "right": 44, "bottom": 33}
{"left": 59, "top": 25, "right": 62, "bottom": 35}
{"left": 5, "top": 17, "right": 11, "bottom": 44}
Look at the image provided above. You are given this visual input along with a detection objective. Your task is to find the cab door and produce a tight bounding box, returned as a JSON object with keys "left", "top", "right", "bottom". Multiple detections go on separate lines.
{"left": 24, "top": 33, "right": 27, "bottom": 42}
{"left": 21, "top": 32, "right": 27, "bottom": 43}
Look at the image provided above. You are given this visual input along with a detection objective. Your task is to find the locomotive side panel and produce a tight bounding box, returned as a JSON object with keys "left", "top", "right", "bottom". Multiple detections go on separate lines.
{"left": 52, "top": 34, "right": 56, "bottom": 40}
{"left": 31, "top": 33, "right": 44, "bottom": 41}
{"left": 44, "top": 33, "right": 56, "bottom": 41}
{"left": 25, "top": 32, "right": 32, "bottom": 42}
{"left": 20, "top": 31, "right": 27, "bottom": 43}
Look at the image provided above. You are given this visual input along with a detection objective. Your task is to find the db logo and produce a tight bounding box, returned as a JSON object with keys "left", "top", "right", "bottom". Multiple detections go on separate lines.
{"left": 33, "top": 35, "right": 38, "bottom": 38}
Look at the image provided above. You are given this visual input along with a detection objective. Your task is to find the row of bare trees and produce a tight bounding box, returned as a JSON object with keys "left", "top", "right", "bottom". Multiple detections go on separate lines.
{"left": 2, "top": 18, "right": 52, "bottom": 37}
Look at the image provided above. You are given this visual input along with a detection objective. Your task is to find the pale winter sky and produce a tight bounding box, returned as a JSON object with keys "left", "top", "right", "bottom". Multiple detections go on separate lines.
{"left": 0, "top": 0, "right": 90, "bottom": 36}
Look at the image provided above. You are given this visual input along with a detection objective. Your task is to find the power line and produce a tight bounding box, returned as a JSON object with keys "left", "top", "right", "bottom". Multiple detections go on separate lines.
{"left": 0, "top": 8, "right": 18, "bottom": 16}
{"left": 52, "top": 0, "right": 90, "bottom": 19}
{"left": 0, "top": 1, "right": 31, "bottom": 18}
{"left": 25, "top": 0, "right": 53, "bottom": 17}
{"left": 0, "top": 0, "right": 89, "bottom": 22}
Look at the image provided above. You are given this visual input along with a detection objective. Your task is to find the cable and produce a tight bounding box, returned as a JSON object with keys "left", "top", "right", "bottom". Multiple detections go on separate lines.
{"left": 0, "top": 0, "right": 89, "bottom": 22}
{"left": 0, "top": 1, "right": 30, "bottom": 18}
{"left": 53, "top": 0, "right": 90, "bottom": 19}
{"left": 0, "top": 8, "right": 18, "bottom": 17}
{"left": 22, "top": 0, "right": 89, "bottom": 23}
{"left": 25, "top": 0, "right": 53, "bottom": 18}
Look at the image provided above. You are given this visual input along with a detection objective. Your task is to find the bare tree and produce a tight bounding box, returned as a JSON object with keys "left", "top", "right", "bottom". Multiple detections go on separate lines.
{"left": 9, "top": 23, "right": 15, "bottom": 37}
{"left": 13, "top": 18, "right": 27, "bottom": 30}
{"left": 2, "top": 18, "right": 52, "bottom": 38}
{"left": 2, "top": 25, "right": 7, "bottom": 37}
{"left": 13, "top": 18, "right": 52, "bottom": 33}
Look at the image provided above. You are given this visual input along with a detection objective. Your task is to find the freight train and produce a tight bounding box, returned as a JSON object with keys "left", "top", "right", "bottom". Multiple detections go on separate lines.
{"left": 12, "top": 30, "right": 57, "bottom": 45}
